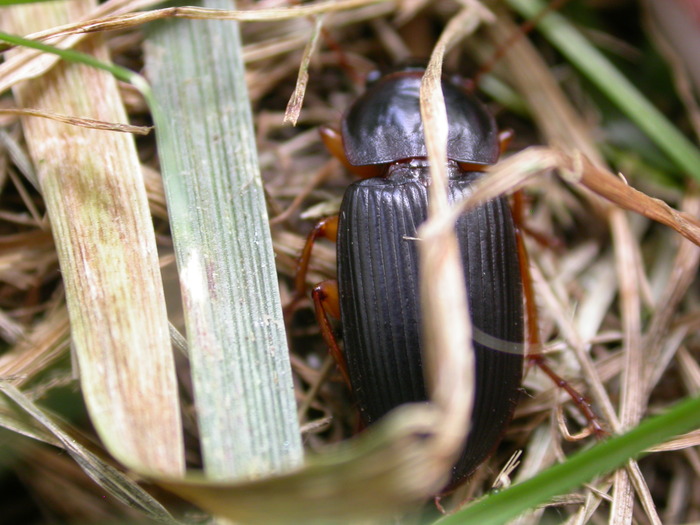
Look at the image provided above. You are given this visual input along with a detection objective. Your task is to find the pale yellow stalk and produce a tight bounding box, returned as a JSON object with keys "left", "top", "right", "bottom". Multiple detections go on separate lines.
{"left": 3, "top": 1, "right": 184, "bottom": 476}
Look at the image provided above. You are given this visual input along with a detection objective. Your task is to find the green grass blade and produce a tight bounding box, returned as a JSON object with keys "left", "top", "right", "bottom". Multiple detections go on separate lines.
{"left": 505, "top": 0, "right": 700, "bottom": 182}
{"left": 437, "top": 395, "right": 700, "bottom": 524}
{"left": 0, "top": 0, "right": 56, "bottom": 5}
{"left": 144, "top": 0, "right": 303, "bottom": 480}
{"left": 0, "top": 30, "right": 138, "bottom": 86}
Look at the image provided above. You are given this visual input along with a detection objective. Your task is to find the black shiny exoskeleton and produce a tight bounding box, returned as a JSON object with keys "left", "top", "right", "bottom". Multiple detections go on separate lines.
{"left": 309, "top": 67, "right": 525, "bottom": 488}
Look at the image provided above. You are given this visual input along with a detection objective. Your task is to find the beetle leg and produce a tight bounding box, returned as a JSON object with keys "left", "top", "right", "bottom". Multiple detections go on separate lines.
{"left": 284, "top": 215, "right": 339, "bottom": 319}
{"left": 319, "top": 126, "right": 384, "bottom": 179}
{"left": 312, "top": 279, "right": 351, "bottom": 388}
{"left": 294, "top": 215, "right": 339, "bottom": 297}
{"left": 513, "top": 191, "right": 606, "bottom": 438}
{"left": 511, "top": 190, "right": 564, "bottom": 251}
{"left": 512, "top": 192, "right": 542, "bottom": 353}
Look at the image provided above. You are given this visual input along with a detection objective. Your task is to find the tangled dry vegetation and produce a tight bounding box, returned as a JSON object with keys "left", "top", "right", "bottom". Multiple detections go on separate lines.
{"left": 1, "top": 0, "right": 700, "bottom": 523}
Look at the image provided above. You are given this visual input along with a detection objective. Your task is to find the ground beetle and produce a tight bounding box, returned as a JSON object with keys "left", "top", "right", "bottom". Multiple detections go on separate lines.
{"left": 293, "top": 65, "right": 525, "bottom": 488}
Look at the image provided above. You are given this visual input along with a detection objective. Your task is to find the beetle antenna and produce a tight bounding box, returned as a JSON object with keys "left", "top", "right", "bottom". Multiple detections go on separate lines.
{"left": 320, "top": 26, "right": 367, "bottom": 89}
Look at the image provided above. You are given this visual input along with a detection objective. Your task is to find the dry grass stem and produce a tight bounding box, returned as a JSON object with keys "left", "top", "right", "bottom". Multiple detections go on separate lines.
{"left": 4, "top": 0, "right": 390, "bottom": 46}
{"left": 678, "top": 346, "right": 700, "bottom": 393}
{"left": 0, "top": 306, "right": 68, "bottom": 384}
{"left": 418, "top": 0, "right": 494, "bottom": 468}
{"left": 284, "top": 15, "right": 324, "bottom": 125}
{"left": 648, "top": 428, "right": 700, "bottom": 453}
{"left": 642, "top": 0, "right": 700, "bottom": 139}
{"left": 0, "top": 107, "right": 151, "bottom": 134}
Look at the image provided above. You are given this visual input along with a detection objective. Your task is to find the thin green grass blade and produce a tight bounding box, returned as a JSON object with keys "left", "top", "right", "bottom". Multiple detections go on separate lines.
{"left": 505, "top": 0, "right": 700, "bottom": 182}
{"left": 0, "top": 0, "right": 56, "bottom": 5}
{"left": 144, "top": 0, "right": 303, "bottom": 480}
{"left": 437, "top": 395, "right": 700, "bottom": 524}
{"left": 0, "top": 30, "right": 138, "bottom": 86}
